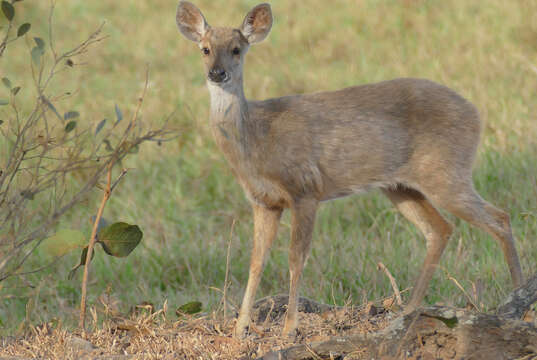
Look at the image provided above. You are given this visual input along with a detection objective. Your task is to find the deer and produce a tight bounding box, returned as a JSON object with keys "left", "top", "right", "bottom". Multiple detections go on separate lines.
{"left": 175, "top": 1, "right": 523, "bottom": 338}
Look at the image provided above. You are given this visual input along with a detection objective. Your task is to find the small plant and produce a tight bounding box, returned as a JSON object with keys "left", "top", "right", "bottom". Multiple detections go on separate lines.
{"left": 0, "top": 0, "right": 173, "bottom": 319}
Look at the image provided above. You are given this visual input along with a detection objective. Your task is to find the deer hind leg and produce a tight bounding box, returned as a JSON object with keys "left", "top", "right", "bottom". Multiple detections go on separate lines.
{"left": 382, "top": 186, "right": 453, "bottom": 309}
{"left": 282, "top": 197, "right": 318, "bottom": 337}
{"left": 422, "top": 182, "right": 523, "bottom": 289}
{"left": 235, "top": 204, "right": 282, "bottom": 338}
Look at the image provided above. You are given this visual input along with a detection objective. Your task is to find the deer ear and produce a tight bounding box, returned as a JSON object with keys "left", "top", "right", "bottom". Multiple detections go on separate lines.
{"left": 176, "top": 1, "right": 209, "bottom": 43}
{"left": 240, "top": 3, "right": 272, "bottom": 44}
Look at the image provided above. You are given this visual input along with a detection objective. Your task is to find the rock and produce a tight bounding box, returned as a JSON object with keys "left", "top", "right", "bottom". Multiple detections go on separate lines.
{"left": 67, "top": 336, "right": 96, "bottom": 352}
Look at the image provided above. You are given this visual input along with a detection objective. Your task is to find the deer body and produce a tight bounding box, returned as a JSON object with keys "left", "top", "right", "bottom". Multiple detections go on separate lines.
{"left": 176, "top": 2, "right": 523, "bottom": 338}
{"left": 209, "top": 78, "right": 480, "bottom": 208}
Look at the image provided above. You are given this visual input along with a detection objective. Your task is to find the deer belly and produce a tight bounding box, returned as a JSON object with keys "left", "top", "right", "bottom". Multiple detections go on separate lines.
{"left": 239, "top": 175, "right": 289, "bottom": 209}
{"left": 321, "top": 181, "right": 395, "bottom": 201}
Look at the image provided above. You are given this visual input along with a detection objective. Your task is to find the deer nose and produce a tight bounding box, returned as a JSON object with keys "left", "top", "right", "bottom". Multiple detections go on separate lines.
{"left": 208, "top": 68, "right": 227, "bottom": 83}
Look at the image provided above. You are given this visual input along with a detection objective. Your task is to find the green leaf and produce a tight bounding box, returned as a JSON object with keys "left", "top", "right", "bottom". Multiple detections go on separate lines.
{"left": 20, "top": 190, "right": 34, "bottom": 200}
{"left": 129, "top": 144, "right": 140, "bottom": 154}
{"left": 34, "top": 37, "right": 45, "bottom": 49}
{"left": 68, "top": 246, "right": 95, "bottom": 280}
{"left": 97, "top": 222, "right": 143, "bottom": 257}
{"left": 41, "top": 97, "right": 62, "bottom": 121}
{"left": 2, "top": 77, "right": 11, "bottom": 89}
{"left": 89, "top": 216, "right": 109, "bottom": 236}
{"left": 429, "top": 315, "right": 458, "bottom": 329}
{"left": 103, "top": 139, "right": 113, "bottom": 151}
{"left": 64, "top": 121, "right": 77, "bottom": 132}
{"left": 64, "top": 111, "right": 79, "bottom": 120}
{"left": 176, "top": 301, "right": 202, "bottom": 316}
{"left": 41, "top": 229, "right": 86, "bottom": 258}
{"left": 114, "top": 104, "right": 123, "bottom": 125}
{"left": 1, "top": 1, "right": 14, "bottom": 21}
{"left": 95, "top": 119, "right": 106, "bottom": 135}
{"left": 0, "top": 99, "right": 8, "bottom": 106}
{"left": 17, "top": 22, "right": 31, "bottom": 37}
{"left": 31, "top": 46, "right": 43, "bottom": 65}
{"left": 11, "top": 86, "right": 20, "bottom": 96}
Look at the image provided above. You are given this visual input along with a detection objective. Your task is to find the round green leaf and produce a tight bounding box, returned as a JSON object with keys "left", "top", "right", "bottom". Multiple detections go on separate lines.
{"left": 176, "top": 301, "right": 202, "bottom": 316}
{"left": 41, "top": 229, "right": 86, "bottom": 258}
{"left": 97, "top": 222, "right": 143, "bottom": 257}
{"left": 64, "top": 120, "right": 77, "bottom": 132}
{"left": 1, "top": 1, "right": 14, "bottom": 21}
{"left": 17, "top": 22, "right": 30, "bottom": 37}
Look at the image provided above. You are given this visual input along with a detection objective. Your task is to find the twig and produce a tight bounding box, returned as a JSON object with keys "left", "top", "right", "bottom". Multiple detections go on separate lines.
{"left": 377, "top": 262, "right": 402, "bottom": 306}
{"left": 262, "top": 297, "right": 276, "bottom": 327}
{"left": 79, "top": 161, "right": 113, "bottom": 329}
{"left": 445, "top": 272, "right": 479, "bottom": 311}
{"left": 209, "top": 286, "right": 239, "bottom": 312}
{"left": 304, "top": 343, "right": 323, "bottom": 360}
{"left": 110, "top": 168, "right": 129, "bottom": 193}
{"left": 223, "top": 219, "right": 236, "bottom": 318}
{"left": 0, "top": 14, "right": 13, "bottom": 58}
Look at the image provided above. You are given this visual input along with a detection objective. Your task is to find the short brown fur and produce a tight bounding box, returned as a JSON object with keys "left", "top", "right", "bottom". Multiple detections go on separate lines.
{"left": 175, "top": 1, "right": 523, "bottom": 338}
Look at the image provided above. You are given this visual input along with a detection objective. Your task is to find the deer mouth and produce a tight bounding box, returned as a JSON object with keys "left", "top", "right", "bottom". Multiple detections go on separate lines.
{"left": 207, "top": 75, "right": 230, "bottom": 85}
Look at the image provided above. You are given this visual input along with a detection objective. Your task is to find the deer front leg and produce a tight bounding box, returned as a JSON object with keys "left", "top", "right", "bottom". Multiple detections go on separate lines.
{"left": 235, "top": 204, "right": 282, "bottom": 338}
{"left": 282, "top": 198, "right": 318, "bottom": 337}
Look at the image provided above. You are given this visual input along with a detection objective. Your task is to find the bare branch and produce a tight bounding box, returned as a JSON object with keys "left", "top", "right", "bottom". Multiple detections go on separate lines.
{"left": 79, "top": 162, "right": 113, "bottom": 329}
{"left": 377, "top": 262, "right": 402, "bottom": 306}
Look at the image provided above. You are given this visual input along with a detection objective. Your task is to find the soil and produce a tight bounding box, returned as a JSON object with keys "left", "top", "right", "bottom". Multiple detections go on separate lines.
{"left": 1, "top": 296, "right": 536, "bottom": 360}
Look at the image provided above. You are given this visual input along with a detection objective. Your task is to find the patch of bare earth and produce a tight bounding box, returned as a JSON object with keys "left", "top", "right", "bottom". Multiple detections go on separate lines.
{"left": 2, "top": 280, "right": 537, "bottom": 360}
{"left": 0, "top": 298, "right": 391, "bottom": 359}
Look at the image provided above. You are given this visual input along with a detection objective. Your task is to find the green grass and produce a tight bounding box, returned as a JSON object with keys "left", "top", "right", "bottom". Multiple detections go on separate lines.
{"left": 1, "top": 0, "right": 536, "bottom": 333}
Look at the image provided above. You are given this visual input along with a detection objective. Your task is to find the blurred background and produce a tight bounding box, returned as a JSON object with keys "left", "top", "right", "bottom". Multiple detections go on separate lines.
{"left": 1, "top": 0, "right": 536, "bottom": 332}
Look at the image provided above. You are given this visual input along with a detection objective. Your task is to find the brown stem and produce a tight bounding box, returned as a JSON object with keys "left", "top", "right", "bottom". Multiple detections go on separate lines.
{"left": 223, "top": 219, "right": 236, "bottom": 318}
{"left": 377, "top": 262, "right": 402, "bottom": 306}
{"left": 78, "top": 162, "right": 113, "bottom": 329}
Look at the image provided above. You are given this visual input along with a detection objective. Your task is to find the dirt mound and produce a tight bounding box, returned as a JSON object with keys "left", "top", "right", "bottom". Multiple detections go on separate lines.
{"left": 2, "top": 290, "right": 537, "bottom": 359}
{"left": 1, "top": 297, "right": 391, "bottom": 359}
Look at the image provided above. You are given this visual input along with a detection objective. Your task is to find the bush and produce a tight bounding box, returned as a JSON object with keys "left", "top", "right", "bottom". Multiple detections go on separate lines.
{"left": 0, "top": 1, "right": 173, "bottom": 282}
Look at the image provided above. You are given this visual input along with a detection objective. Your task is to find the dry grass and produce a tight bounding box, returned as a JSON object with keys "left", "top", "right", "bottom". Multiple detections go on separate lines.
{"left": 1, "top": 303, "right": 391, "bottom": 359}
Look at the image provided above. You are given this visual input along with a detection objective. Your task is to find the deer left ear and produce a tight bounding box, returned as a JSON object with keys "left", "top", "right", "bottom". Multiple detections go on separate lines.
{"left": 240, "top": 3, "right": 272, "bottom": 44}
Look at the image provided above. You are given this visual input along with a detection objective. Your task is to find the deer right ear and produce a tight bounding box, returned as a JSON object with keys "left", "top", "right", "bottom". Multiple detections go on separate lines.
{"left": 176, "top": 1, "right": 209, "bottom": 43}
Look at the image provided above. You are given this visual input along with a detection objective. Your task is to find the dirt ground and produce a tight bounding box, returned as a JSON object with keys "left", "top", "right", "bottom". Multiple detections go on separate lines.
{"left": 0, "top": 297, "right": 471, "bottom": 360}
{"left": 0, "top": 303, "right": 384, "bottom": 359}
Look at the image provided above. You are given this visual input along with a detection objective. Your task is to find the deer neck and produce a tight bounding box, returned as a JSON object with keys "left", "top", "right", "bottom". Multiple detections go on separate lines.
{"left": 207, "top": 79, "right": 252, "bottom": 156}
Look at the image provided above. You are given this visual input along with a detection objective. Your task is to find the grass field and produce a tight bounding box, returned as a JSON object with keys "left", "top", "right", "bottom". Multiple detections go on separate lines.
{"left": 1, "top": 0, "right": 536, "bottom": 333}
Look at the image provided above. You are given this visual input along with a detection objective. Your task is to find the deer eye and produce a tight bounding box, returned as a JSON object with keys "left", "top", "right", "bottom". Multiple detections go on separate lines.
{"left": 201, "top": 47, "right": 210, "bottom": 55}
{"left": 232, "top": 47, "right": 240, "bottom": 55}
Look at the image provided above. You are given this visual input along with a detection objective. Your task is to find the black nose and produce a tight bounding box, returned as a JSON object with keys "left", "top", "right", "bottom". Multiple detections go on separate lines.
{"left": 208, "top": 68, "right": 227, "bottom": 83}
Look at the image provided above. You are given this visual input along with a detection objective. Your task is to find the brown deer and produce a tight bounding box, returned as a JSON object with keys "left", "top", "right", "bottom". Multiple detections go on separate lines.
{"left": 175, "top": 1, "right": 523, "bottom": 338}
